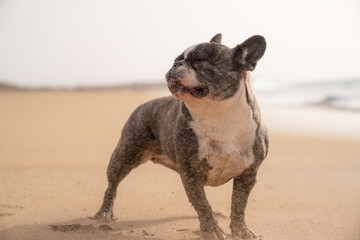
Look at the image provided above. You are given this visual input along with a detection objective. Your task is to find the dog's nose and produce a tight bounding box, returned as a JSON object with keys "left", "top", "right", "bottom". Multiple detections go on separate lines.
{"left": 168, "top": 60, "right": 185, "bottom": 80}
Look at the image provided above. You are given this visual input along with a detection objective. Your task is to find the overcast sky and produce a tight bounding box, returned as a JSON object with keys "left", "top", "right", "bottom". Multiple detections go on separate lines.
{"left": 0, "top": 0, "right": 359, "bottom": 87}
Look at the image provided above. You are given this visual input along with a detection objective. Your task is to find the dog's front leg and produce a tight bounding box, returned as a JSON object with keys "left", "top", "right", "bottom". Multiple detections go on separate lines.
{"left": 230, "top": 167, "right": 259, "bottom": 239}
{"left": 175, "top": 115, "right": 225, "bottom": 240}
{"left": 178, "top": 159, "right": 226, "bottom": 240}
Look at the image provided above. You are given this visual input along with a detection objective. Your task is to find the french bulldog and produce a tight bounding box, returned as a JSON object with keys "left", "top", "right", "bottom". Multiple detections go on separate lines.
{"left": 95, "top": 33, "right": 269, "bottom": 240}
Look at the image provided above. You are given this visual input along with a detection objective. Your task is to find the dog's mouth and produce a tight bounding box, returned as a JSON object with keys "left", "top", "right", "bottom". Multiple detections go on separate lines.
{"left": 167, "top": 78, "right": 209, "bottom": 98}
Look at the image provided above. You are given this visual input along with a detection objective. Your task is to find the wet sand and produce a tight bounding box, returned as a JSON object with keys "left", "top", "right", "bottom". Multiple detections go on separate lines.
{"left": 0, "top": 90, "right": 359, "bottom": 240}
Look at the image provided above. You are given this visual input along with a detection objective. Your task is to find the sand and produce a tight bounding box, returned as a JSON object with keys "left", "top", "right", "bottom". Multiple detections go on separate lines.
{"left": 0, "top": 90, "right": 359, "bottom": 240}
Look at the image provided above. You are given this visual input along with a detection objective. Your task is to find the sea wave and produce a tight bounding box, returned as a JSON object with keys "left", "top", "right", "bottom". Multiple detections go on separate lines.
{"left": 253, "top": 78, "right": 360, "bottom": 112}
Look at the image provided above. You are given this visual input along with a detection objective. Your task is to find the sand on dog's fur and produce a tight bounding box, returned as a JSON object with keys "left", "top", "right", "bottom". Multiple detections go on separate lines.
{"left": 0, "top": 90, "right": 359, "bottom": 240}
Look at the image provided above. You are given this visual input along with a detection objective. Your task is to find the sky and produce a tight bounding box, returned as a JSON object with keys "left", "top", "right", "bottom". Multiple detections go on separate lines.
{"left": 0, "top": 0, "right": 359, "bottom": 87}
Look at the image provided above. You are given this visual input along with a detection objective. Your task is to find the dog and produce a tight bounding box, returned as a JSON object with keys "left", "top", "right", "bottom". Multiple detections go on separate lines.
{"left": 95, "top": 33, "right": 269, "bottom": 240}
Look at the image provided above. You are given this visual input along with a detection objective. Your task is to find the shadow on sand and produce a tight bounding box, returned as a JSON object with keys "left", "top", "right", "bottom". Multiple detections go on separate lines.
{"left": 0, "top": 215, "right": 202, "bottom": 240}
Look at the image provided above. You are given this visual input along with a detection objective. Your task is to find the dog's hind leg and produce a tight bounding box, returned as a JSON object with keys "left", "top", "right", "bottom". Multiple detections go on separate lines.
{"left": 94, "top": 142, "right": 144, "bottom": 219}
{"left": 94, "top": 117, "right": 154, "bottom": 219}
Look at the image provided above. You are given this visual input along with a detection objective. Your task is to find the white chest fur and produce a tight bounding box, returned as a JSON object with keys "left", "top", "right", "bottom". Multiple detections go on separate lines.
{"left": 188, "top": 81, "right": 257, "bottom": 186}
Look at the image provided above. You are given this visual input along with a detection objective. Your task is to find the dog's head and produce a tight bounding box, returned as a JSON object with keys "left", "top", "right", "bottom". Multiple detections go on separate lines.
{"left": 166, "top": 33, "right": 266, "bottom": 101}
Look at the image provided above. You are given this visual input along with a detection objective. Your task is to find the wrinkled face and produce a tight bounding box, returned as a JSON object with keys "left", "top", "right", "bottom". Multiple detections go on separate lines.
{"left": 166, "top": 43, "right": 239, "bottom": 101}
{"left": 165, "top": 34, "right": 266, "bottom": 102}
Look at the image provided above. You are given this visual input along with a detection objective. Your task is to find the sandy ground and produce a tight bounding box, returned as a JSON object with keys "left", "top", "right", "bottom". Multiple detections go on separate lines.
{"left": 0, "top": 90, "right": 359, "bottom": 240}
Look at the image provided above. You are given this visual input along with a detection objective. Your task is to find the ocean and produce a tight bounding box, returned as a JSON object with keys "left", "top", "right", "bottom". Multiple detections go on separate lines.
{"left": 253, "top": 78, "right": 360, "bottom": 112}
{"left": 2, "top": 77, "right": 360, "bottom": 113}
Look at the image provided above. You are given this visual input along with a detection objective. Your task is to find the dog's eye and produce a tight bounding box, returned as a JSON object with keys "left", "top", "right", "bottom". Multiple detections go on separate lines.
{"left": 185, "top": 60, "right": 195, "bottom": 68}
{"left": 187, "top": 59, "right": 207, "bottom": 69}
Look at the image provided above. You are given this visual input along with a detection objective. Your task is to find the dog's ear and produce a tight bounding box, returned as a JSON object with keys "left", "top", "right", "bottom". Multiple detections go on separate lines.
{"left": 233, "top": 35, "right": 266, "bottom": 71}
{"left": 210, "top": 33, "right": 222, "bottom": 43}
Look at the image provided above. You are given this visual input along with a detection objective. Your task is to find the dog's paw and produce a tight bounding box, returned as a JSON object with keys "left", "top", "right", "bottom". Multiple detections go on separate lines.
{"left": 93, "top": 209, "right": 114, "bottom": 220}
{"left": 231, "top": 227, "right": 259, "bottom": 239}
{"left": 200, "top": 225, "right": 226, "bottom": 240}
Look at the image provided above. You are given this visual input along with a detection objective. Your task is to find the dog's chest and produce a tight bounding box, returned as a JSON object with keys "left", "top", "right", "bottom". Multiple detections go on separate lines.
{"left": 190, "top": 104, "right": 257, "bottom": 187}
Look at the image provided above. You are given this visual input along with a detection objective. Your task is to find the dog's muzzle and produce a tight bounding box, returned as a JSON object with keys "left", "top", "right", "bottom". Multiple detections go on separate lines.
{"left": 166, "top": 77, "right": 209, "bottom": 98}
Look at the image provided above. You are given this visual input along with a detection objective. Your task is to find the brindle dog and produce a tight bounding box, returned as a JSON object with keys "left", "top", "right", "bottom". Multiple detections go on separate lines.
{"left": 95, "top": 33, "right": 269, "bottom": 240}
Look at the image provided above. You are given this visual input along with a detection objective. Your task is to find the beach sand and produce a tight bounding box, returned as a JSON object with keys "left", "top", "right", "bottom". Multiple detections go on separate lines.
{"left": 0, "top": 90, "right": 359, "bottom": 240}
